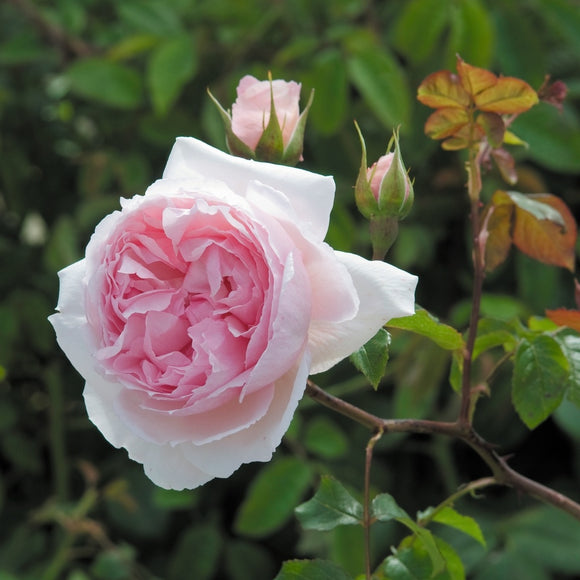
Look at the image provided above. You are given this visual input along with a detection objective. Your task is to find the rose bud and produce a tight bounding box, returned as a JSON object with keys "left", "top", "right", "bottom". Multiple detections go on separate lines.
{"left": 354, "top": 125, "right": 414, "bottom": 259}
{"left": 49, "top": 137, "right": 417, "bottom": 490}
{"left": 209, "top": 74, "right": 314, "bottom": 166}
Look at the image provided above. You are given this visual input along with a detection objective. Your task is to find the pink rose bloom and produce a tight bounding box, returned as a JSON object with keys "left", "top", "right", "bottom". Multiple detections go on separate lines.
{"left": 231, "top": 75, "right": 302, "bottom": 151}
{"left": 49, "top": 137, "right": 417, "bottom": 490}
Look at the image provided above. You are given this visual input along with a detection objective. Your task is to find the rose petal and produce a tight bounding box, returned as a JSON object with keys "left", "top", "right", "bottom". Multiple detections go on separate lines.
{"left": 308, "top": 251, "right": 418, "bottom": 374}
{"left": 162, "top": 137, "right": 334, "bottom": 241}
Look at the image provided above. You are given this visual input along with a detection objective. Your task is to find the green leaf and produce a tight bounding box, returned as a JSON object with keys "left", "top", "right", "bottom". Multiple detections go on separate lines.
{"left": 553, "top": 331, "right": 580, "bottom": 407}
{"left": 381, "top": 535, "right": 452, "bottom": 579}
{"left": 512, "top": 335, "right": 570, "bottom": 429}
{"left": 387, "top": 308, "right": 464, "bottom": 351}
{"left": 235, "top": 457, "right": 312, "bottom": 537}
{"left": 274, "top": 559, "right": 353, "bottom": 580}
{"left": 350, "top": 327, "right": 391, "bottom": 389}
{"left": 67, "top": 58, "right": 142, "bottom": 109}
{"left": 148, "top": 34, "right": 197, "bottom": 116}
{"left": 419, "top": 506, "right": 486, "bottom": 547}
{"left": 168, "top": 523, "right": 222, "bottom": 580}
{"left": 304, "top": 416, "right": 349, "bottom": 459}
{"left": 392, "top": 0, "right": 450, "bottom": 64}
{"left": 344, "top": 30, "right": 411, "bottom": 128}
{"left": 473, "top": 318, "right": 517, "bottom": 360}
{"left": 371, "top": 493, "right": 409, "bottom": 521}
{"left": 372, "top": 495, "right": 444, "bottom": 575}
{"left": 295, "top": 476, "right": 363, "bottom": 531}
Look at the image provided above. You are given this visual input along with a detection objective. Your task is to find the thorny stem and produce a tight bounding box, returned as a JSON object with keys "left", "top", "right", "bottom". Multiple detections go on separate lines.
{"left": 417, "top": 476, "right": 498, "bottom": 527}
{"left": 305, "top": 380, "right": 580, "bottom": 522}
{"left": 459, "top": 118, "right": 486, "bottom": 426}
{"left": 364, "top": 429, "right": 383, "bottom": 580}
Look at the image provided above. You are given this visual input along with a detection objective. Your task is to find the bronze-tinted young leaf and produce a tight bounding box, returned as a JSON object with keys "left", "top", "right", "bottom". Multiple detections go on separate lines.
{"left": 477, "top": 112, "right": 505, "bottom": 148}
{"left": 456, "top": 56, "right": 497, "bottom": 96}
{"left": 475, "top": 76, "right": 538, "bottom": 114}
{"left": 512, "top": 193, "right": 577, "bottom": 271}
{"left": 482, "top": 201, "right": 514, "bottom": 272}
{"left": 417, "top": 70, "right": 470, "bottom": 109}
{"left": 546, "top": 309, "right": 580, "bottom": 333}
{"left": 424, "top": 107, "right": 469, "bottom": 140}
{"left": 440, "top": 123, "right": 484, "bottom": 150}
{"left": 491, "top": 148, "right": 518, "bottom": 185}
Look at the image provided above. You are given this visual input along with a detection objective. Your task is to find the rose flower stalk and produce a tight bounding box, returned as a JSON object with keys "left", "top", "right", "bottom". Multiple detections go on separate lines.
{"left": 49, "top": 84, "right": 416, "bottom": 491}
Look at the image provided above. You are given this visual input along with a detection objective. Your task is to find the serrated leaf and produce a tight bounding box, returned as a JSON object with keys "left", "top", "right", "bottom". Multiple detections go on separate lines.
{"left": 473, "top": 318, "right": 517, "bottom": 359}
{"left": 381, "top": 533, "right": 447, "bottom": 579}
{"left": 424, "top": 107, "right": 469, "bottom": 140}
{"left": 474, "top": 76, "right": 538, "bottom": 114}
{"left": 295, "top": 476, "right": 363, "bottom": 531}
{"left": 477, "top": 112, "right": 505, "bottom": 148}
{"left": 421, "top": 506, "right": 486, "bottom": 547}
{"left": 67, "top": 58, "right": 142, "bottom": 109}
{"left": 148, "top": 34, "right": 196, "bottom": 116}
{"left": 371, "top": 493, "right": 409, "bottom": 521}
{"left": 372, "top": 496, "right": 444, "bottom": 575}
{"left": 274, "top": 559, "right": 353, "bottom": 580}
{"left": 546, "top": 309, "right": 580, "bottom": 334}
{"left": 506, "top": 191, "right": 565, "bottom": 226}
{"left": 552, "top": 331, "right": 580, "bottom": 408}
{"left": 235, "top": 457, "right": 312, "bottom": 537}
{"left": 512, "top": 335, "right": 570, "bottom": 428}
{"left": 417, "top": 70, "right": 470, "bottom": 109}
{"left": 387, "top": 308, "right": 464, "bottom": 351}
{"left": 456, "top": 56, "right": 497, "bottom": 96}
{"left": 483, "top": 200, "right": 514, "bottom": 272}
{"left": 350, "top": 327, "right": 391, "bottom": 389}
{"left": 345, "top": 30, "right": 410, "bottom": 128}
{"left": 491, "top": 148, "right": 518, "bottom": 185}
{"left": 510, "top": 192, "right": 577, "bottom": 272}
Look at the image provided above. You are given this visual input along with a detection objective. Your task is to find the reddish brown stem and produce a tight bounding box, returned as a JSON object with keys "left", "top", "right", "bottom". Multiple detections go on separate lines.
{"left": 364, "top": 429, "right": 383, "bottom": 580}
{"left": 305, "top": 380, "right": 580, "bottom": 522}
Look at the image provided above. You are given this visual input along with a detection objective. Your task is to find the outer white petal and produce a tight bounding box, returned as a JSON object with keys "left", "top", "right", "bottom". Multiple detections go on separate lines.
{"left": 308, "top": 251, "right": 418, "bottom": 374}
{"left": 85, "top": 353, "right": 310, "bottom": 490}
{"left": 162, "top": 137, "right": 334, "bottom": 241}
{"left": 49, "top": 260, "right": 103, "bottom": 385}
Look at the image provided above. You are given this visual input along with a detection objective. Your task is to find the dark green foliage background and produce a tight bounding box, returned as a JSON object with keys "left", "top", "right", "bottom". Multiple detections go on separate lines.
{"left": 1, "top": 0, "right": 579, "bottom": 578}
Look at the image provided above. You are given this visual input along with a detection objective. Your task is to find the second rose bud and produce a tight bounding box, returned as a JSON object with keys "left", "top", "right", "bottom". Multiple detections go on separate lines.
{"left": 354, "top": 125, "right": 414, "bottom": 259}
{"left": 209, "top": 74, "right": 314, "bottom": 166}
